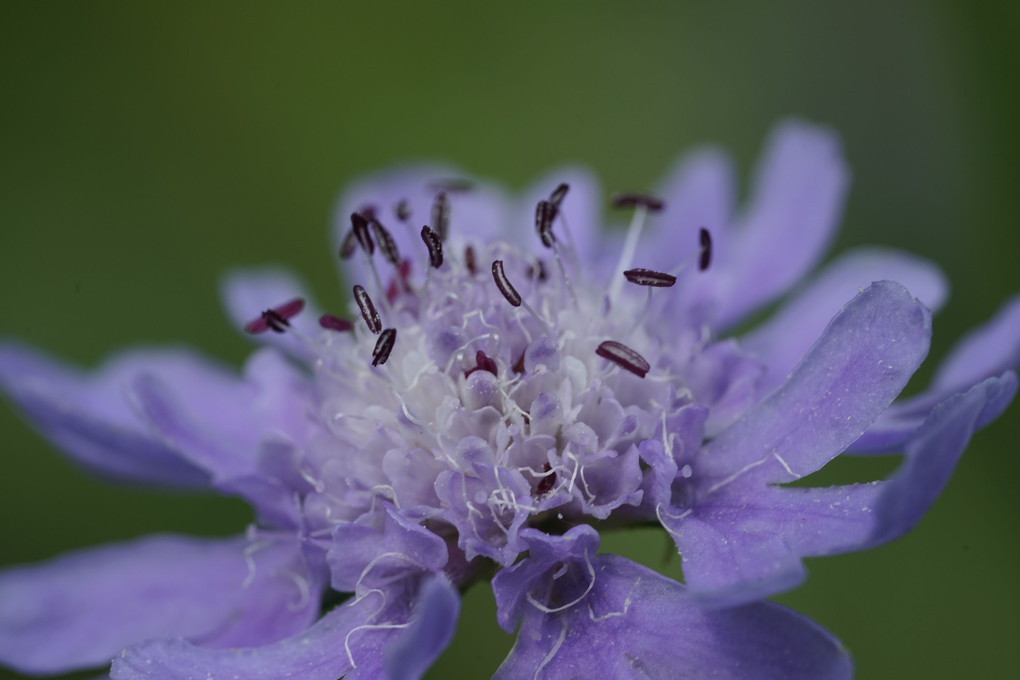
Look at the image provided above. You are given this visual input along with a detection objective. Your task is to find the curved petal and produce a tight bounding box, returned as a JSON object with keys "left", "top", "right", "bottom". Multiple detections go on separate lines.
{"left": 700, "top": 281, "right": 930, "bottom": 487}
{"left": 0, "top": 342, "right": 220, "bottom": 487}
{"left": 662, "top": 373, "right": 1016, "bottom": 606}
{"left": 745, "top": 248, "right": 948, "bottom": 395}
{"left": 493, "top": 554, "right": 851, "bottom": 680}
{"left": 220, "top": 267, "right": 324, "bottom": 358}
{"left": 852, "top": 292, "right": 1020, "bottom": 452}
{"left": 384, "top": 576, "right": 460, "bottom": 680}
{"left": 716, "top": 120, "right": 849, "bottom": 327}
{"left": 111, "top": 574, "right": 454, "bottom": 680}
{"left": 0, "top": 533, "right": 321, "bottom": 675}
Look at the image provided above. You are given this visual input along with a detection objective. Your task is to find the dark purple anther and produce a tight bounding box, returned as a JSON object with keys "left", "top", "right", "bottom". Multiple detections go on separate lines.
{"left": 492, "top": 260, "right": 522, "bottom": 307}
{"left": 595, "top": 340, "right": 651, "bottom": 378}
{"left": 535, "top": 200, "right": 556, "bottom": 248}
{"left": 611, "top": 192, "right": 665, "bottom": 212}
{"left": 464, "top": 245, "right": 477, "bottom": 276}
{"left": 623, "top": 268, "right": 677, "bottom": 288}
{"left": 395, "top": 199, "right": 411, "bottom": 222}
{"left": 465, "top": 349, "right": 498, "bottom": 378}
{"left": 699, "top": 227, "right": 712, "bottom": 271}
{"left": 372, "top": 328, "right": 397, "bottom": 367}
{"left": 244, "top": 298, "right": 306, "bottom": 334}
{"left": 319, "top": 314, "right": 354, "bottom": 333}
{"left": 370, "top": 217, "right": 400, "bottom": 265}
{"left": 351, "top": 213, "right": 375, "bottom": 256}
{"left": 420, "top": 225, "right": 444, "bottom": 269}
{"left": 339, "top": 228, "right": 358, "bottom": 260}
{"left": 431, "top": 191, "right": 450, "bottom": 241}
{"left": 536, "top": 462, "right": 556, "bottom": 496}
{"left": 353, "top": 284, "right": 382, "bottom": 334}
{"left": 549, "top": 182, "right": 569, "bottom": 208}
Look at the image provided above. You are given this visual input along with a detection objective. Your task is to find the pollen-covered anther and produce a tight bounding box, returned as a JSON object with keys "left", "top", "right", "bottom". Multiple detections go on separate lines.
{"left": 319, "top": 314, "right": 353, "bottom": 333}
{"left": 611, "top": 192, "right": 665, "bottom": 212}
{"left": 371, "top": 328, "right": 397, "bottom": 367}
{"left": 244, "top": 298, "right": 306, "bottom": 334}
{"left": 353, "top": 284, "right": 382, "bottom": 334}
{"left": 420, "top": 225, "right": 444, "bottom": 269}
{"left": 431, "top": 191, "right": 450, "bottom": 241}
{"left": 699, "top": 227, "right": 713, "bottom": 271}
{"left": 595, "top": 340, "right": 651, "bottom": 378}
{"left": 369, "top": 217, "right": 400, "bottom": 265}
{"left": 535, "top": 200, "right": 556, "bottom": 248}
{"left": 491, "top": 260, "right": 522, "bottom": 307}
{"left": 623, "top": 268, "right": 677, "bottom": 288}
{"left": 350, "top": 213, "right": 375, "bottom": 256}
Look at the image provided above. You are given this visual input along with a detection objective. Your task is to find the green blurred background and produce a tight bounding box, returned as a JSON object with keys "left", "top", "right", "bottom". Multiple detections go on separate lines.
{"left": 1, "top": 1, "right": 1017, "bottom": 678}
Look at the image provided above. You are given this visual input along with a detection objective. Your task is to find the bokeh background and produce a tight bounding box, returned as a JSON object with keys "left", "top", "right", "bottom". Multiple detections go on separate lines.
{"left": 1, "top": 2, "right": 1018, "bottom": 678}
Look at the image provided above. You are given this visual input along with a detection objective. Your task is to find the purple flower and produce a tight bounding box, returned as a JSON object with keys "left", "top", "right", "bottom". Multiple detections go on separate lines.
{"left": 1, "top": 120, "right": 1017, "bottom": 679}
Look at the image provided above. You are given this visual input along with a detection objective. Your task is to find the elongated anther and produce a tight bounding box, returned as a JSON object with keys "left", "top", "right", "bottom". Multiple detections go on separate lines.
{"left": 351, "top": 213, "right": 375, "bottom": 256}
{"left": 372, "top": 328, "right": 397, "bottom": 366}
{"left": 624, "top": 268, "right": 677, "bottom": 287}
{"left": 420, "top": 225, "right": 444, "bottom": 268}
{"left": 535, "top": 200, "right": 556, "bottom": 248}
{"left": 492, "top": 260, "right": 522, "bottom": 307}
{"left": 319, "top": 314, "right": 354, "bottom": 332}
{"left": 611, "top": 193, "right": 665, "bottom": 212}
{"left": 369, "top": 218, "right": 400, "bottom": 265}
{"left": 549, "top": 183, "right": 569, "bottom": 208}
{"left": 464, "top": 245, "right": 477, "bottom": 276}
{"left": 339, "top": 228, "right": 358, "bottom": 260}
{"left": 596, "top": 340, "right": 650, "bottom": 378}
{"left": 353, "top": 284, "right": 382, "bottom": 334}
{"left": 431, "top": 191, "right": 450, "bottom": 241}
{"left": 244, "top": 298, "right": 306, "bottom": 334}
{"left": 699, "top": 228, "right": 712, "bottom": 271}
{"left": 395, "top": 199, "right": 411, "bottom": 222}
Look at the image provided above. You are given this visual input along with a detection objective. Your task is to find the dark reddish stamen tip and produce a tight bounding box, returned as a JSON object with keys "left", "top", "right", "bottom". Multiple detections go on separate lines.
{"left": 244, "top": 298, "right": 306, "bottom": 334}
{"left": 319, "top": 314, "right": 353, "bottom": 333}
{"left": 698, "top": 227, "right": 712, "bottom": 271}
{"left": 369, "top": 217, "right": 400, "bottom": 266}
{"left": 431, "top": 191, "right": 450, "bottom": 241}
{"left": 526, "top": 259, "right": 548, "bottom": 282}
{"left": 351, "top": 213, "right": 375, "bottom": 256}
{"left": 420, "top": 225, "right": 444, "bottom": 269}
{"left": 611, "top": 192, "right": 665, "bottom": 212}
{"left": 372, "top": 328, "right": 397, "bottom": 366}
{"left": 596, "top": 340, "right": 651, "bottom": 378}
{"left": 394, "top": 199, "right": 412, "bottom": 222}
{"left": 536, "top": 462, "right": 557, "bottom": 495}
{"left": 353, "top": 284, "right": 382, "bottom": 334}
{"left": 465, "top": 349, "right": 498, "bottom": 378}
{"left": 492, "top": 259, "right": 522, "bottom": 307}
{"left": 358, "top": 204, "right": 378, "bottom": 219}
{"left": 549, "top": 183, "right": 569, "bottom": 208}
{"left": 464, "top": 245, "right": 477, "bottom": 276}
{"left": 624, "top": 268, "right": 677, "bottom": 288}
{"left": 535, "top": 200, "right": 556, "bottom": 248}
{"left": 339, "top": 228, "right": 358, "bottom": 260}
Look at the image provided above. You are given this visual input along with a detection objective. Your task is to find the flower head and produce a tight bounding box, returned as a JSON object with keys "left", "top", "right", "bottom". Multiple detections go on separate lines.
{"left": 1, "top": 121, "right": 1017, "bottom": 679}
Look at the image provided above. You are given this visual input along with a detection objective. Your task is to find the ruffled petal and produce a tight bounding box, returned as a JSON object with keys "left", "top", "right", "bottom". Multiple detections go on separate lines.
{"left": 220, "top": 267, "right": 323, "bottom": 358}
{"left": 0, "top": 342, "right": 221, "bottom": 487}
{"left": 111, "top": 574, "right": 455, "bottom": 680}
{"left": 494, "top": 554, "right": 851, "bottom": 680}
{"left": 700, "top": 281, "right": 930, "bottom": 486}
{"left": 0, "top": 533, "right": 321, "bottom": 675}
{"left": 716, "top": 120, "right": 849, "bottom": 327}
{"left": 745, "top": 248, "right": 948, "bottom": 395}
{"left": 328, "top": 505, "right": 448, "bottom": 593}
{"left": 853, "top": 293, "right": 1020, "bottom": 452}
